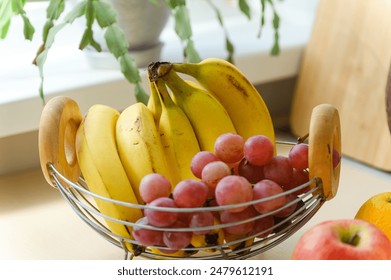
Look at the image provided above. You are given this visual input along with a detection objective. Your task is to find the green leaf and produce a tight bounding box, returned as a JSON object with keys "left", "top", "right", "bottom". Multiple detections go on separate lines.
{"left": 93, "top": 1, "right": 117, "bottom": 28}
{"left": 270, "top": 31, "right": 280, "bottom": 55}
{"left": 42, "top": 20, "right": 54, "bottom": 41}
{"left": 44, "top": 22, "right": 67, "bottom": 49}
{"left": 225, "top": 37, "right": 234, "bottom": 63}
{"left": 119, "top": 54, "right": 140, "bottom": 84}
{"left": 184, "top": 40, "right": 201, "bottom": 63}
{"left": 104, "top": 24, "right": 129, "bottom": 58}
{"left": 134, "top": 82, "right": 149, "bottom": 105}
{"left": 22, "top": 14, "right": 35, "bottom": 40}
{"left": 63, "top": 1, "right": 87, "bottom": 24}
{"left": 46, "top": 0, "right": 65, "bottom": 20}
{"left": 173, "top": 5, "right": 192, "bottom": 40}
{"left": 0, "top": 19, "right": 11, "bottom": 39}
{"left": 79, "top": 28, "right": 92, "bottom": 50}
{"left": 165, "top": 0, "right": 186, "bottom": 9}
{"left": 85, "top": 0, "right": 95, "bottom": 28}
{"left": 239, "top": 0, "right": 251, "bottom": 19}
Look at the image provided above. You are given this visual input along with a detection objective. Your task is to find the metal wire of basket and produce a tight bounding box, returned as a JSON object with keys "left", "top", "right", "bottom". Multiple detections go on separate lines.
{"left": 39, "top": 99, "right": 341, "bottom": 260}
{"left": 47, "top": 141, "right": 325, "bottom": 260}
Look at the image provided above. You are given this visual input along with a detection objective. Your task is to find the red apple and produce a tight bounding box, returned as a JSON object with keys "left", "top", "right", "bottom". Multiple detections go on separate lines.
{"left": 291, "top": 219, "right": 391, "bottom": 260}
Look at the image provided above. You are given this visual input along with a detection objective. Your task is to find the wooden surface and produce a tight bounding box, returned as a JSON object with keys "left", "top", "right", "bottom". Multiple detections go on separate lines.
{"left": 290, "top": 0, "right": 391, "bottom": 171}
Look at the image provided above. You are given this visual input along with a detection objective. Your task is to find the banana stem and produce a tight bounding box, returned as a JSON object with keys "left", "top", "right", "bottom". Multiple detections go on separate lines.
{"left": 148, "top": 62, "right": 173, "bottom": 82}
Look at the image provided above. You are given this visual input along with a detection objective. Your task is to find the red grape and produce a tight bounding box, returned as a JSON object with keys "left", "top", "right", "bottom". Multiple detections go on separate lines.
{"left": 144, "top": 197, "right": 178, "bottom": 227}
{"left": 288, "top": 143, "right": 309, "bottom": 170}
{"left": 238, "top": 158, "right": 265, "bottom": 183}
{"left": 333, "top": 148, "right": 341, "bottom": 169}
{"left": 251, "top": 214, "right": 275, "bottom": 238}
{"left": 263, "top": 155, "right": 293, "bottom": 187}
{"left": 201, "top": 160, "right": 231, "bottom": 197}
{"left": 139, "top": 173, "right": 171, "bottom": 203}
{"left": 163, "top": 221, "right": 192, "bottom": 250}
{"left": 243, "top": 135, "right": 274, "bottom": 166}
{"left": 214, "top": 133, "right": 245, "bottom": 163}
{"left": 132, "top": 217, "right": 163, "bottom": 246}
{"left": 173, "top": 179, "right": 208, "bottom": 208}
{"left": 190, "top": 151, "right": 219, "bottom": 179}
{"left": 284, "top": 168, "right": 310, "bottom": 196}
{"left": 220, "top": 206, "right": 256, "bottom": 235}
{"left": 274, "top": 194, "right": 298, "bottom": 218}
{"left": 189, "top": 211, "right": 214, "bottom": 235}
{"left": 253, "top": 179, "right": 286, "bottom": 214}
{"left": 215, "top": 175, "right": 253, "bottom": 213}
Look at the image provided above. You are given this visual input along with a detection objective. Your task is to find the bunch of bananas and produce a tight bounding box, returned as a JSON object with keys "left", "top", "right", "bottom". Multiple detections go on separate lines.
{"left": 40, "top": 58, "right": 275, "bottom": 258}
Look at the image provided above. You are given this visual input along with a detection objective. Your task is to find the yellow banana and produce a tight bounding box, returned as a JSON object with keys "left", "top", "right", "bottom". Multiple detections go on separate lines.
{"left": 151, "top": 62, "right": 237, "bottom": 152}
{"left": 149, "top": 246, "right": 197, "bottom": 259}
{"left": 172, "top": 58, "right": 275, "bottom": 143}
{"left": 154, "top": 79, "right": 201, "bottom": 185}
{"left": 116, "top": 102, "right": 173, "bottom": 201}
{"left": 190, "top": 217, "right": 225, "bottom": 252}
{"left": 224, "top": 233, "right": 255, "bottom": 255}
{"left": 75, "top": 104, "right": 144, "bottom": 256}
{"left": 147, "top": 78, "right": 162, "bottom": 127}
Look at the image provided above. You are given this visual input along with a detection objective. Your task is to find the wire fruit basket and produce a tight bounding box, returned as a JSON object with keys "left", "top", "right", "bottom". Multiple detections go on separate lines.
{"left": 39, "top": 98, "right": 341, "bottom": 260}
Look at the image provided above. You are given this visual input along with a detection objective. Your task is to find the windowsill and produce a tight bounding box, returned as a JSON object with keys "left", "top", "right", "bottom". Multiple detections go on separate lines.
{"left": 0, "top": 0, "right": 319, "bottom": 139}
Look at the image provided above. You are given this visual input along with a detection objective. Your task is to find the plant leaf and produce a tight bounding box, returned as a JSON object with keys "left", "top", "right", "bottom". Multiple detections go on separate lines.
{"left": 63, "top": 1, "right": 87, "bottom": 23}
{"left": 22, "top": 14, "right": 35, "bottom": 40}
{"left": 119, "top": 54, "right": 140, "bottom": 84}
{"left": 173, "top": 5, "right": 192, "bottom": 40}
{"left": 93, "top": 1, "right": 117, "bottom": 28}
{"left": 134, "top": 82, "right": 150, "bottom": 105}
{"left": 104, "top": 24, "right": 128, "bottom": 58}
{"left": 185, "top": 39, "right": 201, "bottom": 63}
{"left": 46, "top": 0, "right": 65, "bottom": 20}
{"left": 238, "top": 0, "right": 251, "bottom": 19}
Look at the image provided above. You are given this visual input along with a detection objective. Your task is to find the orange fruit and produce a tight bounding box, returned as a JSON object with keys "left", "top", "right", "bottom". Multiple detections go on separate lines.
{"left": 355, "top": 192, "right": 391, "bottom": 241}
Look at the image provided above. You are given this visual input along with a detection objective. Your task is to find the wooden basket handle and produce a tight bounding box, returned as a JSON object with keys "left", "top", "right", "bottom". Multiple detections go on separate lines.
{"left": 309, "top": 104, "right": 341, "bottom": 200}
{"left": 38, "top": 96, "right": 82, "bottom": 188}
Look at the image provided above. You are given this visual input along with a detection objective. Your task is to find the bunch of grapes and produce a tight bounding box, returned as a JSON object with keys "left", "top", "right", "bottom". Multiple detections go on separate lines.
{"left": 132, "top": 133, "right": 341, "bottom": 252}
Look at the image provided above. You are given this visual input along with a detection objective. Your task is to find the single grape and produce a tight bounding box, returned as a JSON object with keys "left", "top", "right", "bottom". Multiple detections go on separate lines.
{"left": 251, "top": 214, "right": 275, "bottom": 238}
{"left": 333, "top": 148, "right": 341, "bottom": 169}
{"left": 238, "top": 158, "right": 265, "bottom": 184}
{"left": 190, "top": 151, "right": 219, "bottom": 179}
{"left": 144, "top": 197, "right": 178, "bottom": 228}
{"left": 220, "top": 206, "right": 256, "bottom": 235}
{"left": 252, "top": 179, "right": 286, "bottom": 214}
{"left": 132, "top": 217, "right": 163, "bottom": 246}
{"left": 214, "top": 133, "right": 245, "bottom": 164}
{"left": 243, "top": 135, "right": 274, "bottom": 166}
{"left": 201, "top": 160, "right": 231, "bottom": 197}
{"left": 263, "top": 155, "right": 293, "bottom": 187}
{"left": 215, "top": 175, "right": 253, "bottom": 213}
{"left": 189, "top": 211, "right": 214, "bottom": 235}
{"left": 139, "top": 173, "right": 171, "bottom": 203}
{"left": 288, "top": 143, "right": 309, "bottom": 170}
{"left": 173, "top": 179, "right": 208, "bottom": 208}
{"left": 284, "top": 168, "right": 310, "bottom": 196}
{"left": 163, "top": 221, "right": 193, "bottom": 250}
{"left": 274, "top": 194, "right": 298, "bottom": 218}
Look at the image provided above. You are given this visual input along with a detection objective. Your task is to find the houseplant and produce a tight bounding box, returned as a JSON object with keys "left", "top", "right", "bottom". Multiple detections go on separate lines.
{"left": 0, "top": 0, "right": 281, "bottom": 104}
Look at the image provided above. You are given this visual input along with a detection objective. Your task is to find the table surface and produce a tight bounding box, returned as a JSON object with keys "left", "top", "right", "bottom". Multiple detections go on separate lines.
{"left": 1, "top": 141, "right": 391, "bottom": 260}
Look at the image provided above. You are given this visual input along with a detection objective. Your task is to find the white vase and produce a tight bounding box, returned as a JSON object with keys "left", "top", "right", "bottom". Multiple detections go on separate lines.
{"left": 83, "top": 0, "right": 170, "bottom": 68}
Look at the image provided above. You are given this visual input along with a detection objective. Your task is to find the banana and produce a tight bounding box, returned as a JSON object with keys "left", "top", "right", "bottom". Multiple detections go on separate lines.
{"left": 190, "top": 217, "right": 225, "bottom": 252}
{"left": 148, "top": 246, "right": 197, "bottom": 259}
{"left": 154, "top": 79, "right": 201, "bottom": 185}
{"left": 172, "top": 58, "right": 275, "bottom": 143}
{"left": 147, "top": 78, "right": 162, "bottom": 127}
{"left": 116, "top": 102, "right": 173, "bottom": 201}
{"left": 75, "top": 104, "right": 144, "bottom": 256}
{"left": 150, "top": 62, "right": 237, "bottom": 152}
{"left": 224, "top": 233, "right": 255, "bottom": 255}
